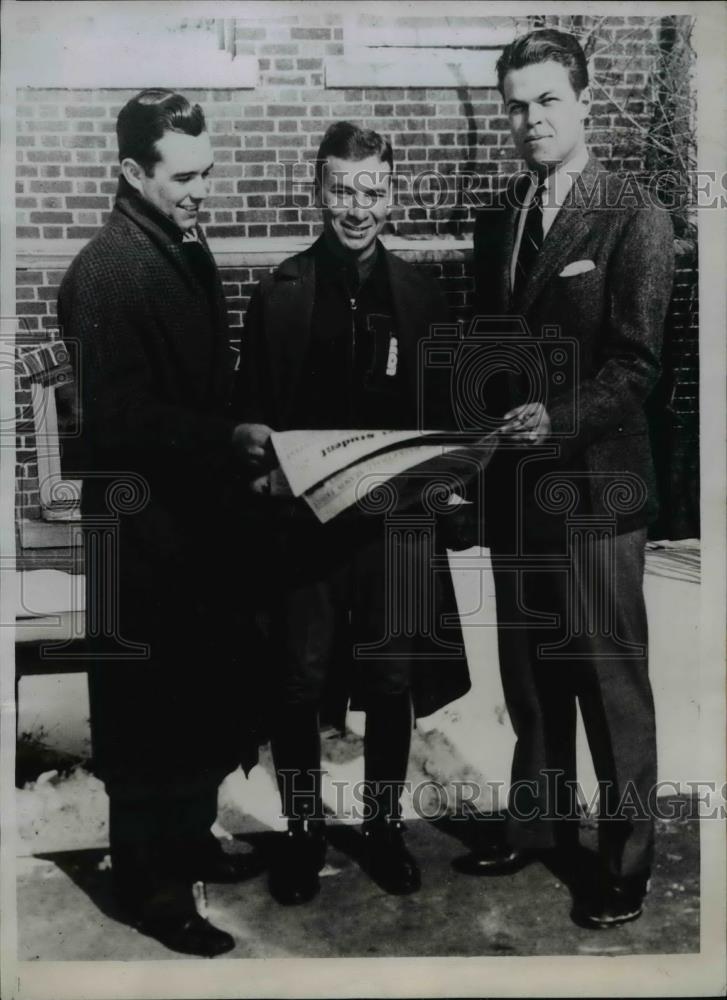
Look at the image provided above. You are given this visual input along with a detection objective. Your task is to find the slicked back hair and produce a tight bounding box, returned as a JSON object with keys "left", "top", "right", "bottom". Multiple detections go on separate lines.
{"left": 117, "top": 89, "right": 207, "bottom": 176}
{"left": 496, "top": 28, "right": 589, "bottom": 98}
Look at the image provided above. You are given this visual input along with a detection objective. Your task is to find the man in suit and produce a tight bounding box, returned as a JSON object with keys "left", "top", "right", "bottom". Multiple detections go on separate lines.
{"left": 235, "top": 122, "right": 471, "bottom": 905}
{"left": 58, "top": 90, "right": 270, "bottom": 956}
{"left": 454, "top": 30, "right": 674, "bottom": 927}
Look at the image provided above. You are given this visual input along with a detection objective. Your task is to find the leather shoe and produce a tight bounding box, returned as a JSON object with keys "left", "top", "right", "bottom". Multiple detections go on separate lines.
{"left": 268, "top": 822, "right": 326, "bottom": 905}
{"left": 140, "top": 909, "right": 235, "bottom": 957}
{"left": 362, "top": 820, "right": 421, "bottom": 895}
{"left": 452, "top": 842, "right": 538, "bottom": 876}
{"left": 121, "top": 884, "right": 235, "bottom": 957}
{"left": 572, "top": 872, "right": 650, "bottom": 929}
{"left": 184, "top": 833, "right": 265, "bottom": 883}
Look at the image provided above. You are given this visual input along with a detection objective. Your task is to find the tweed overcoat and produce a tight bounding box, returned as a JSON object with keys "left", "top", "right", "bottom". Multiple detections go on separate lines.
{"left": 57, "top": 179, "right": 253, "bottom": 783}
{"left": 235, "top": 239, "right": 471, "bottom": 719}
{"left": 472, "top": 156, "right": 675, "bottom": 547}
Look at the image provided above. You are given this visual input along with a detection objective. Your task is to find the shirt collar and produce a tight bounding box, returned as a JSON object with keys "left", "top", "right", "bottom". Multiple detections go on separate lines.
{"left": 533, "top": 145, "right": 590, "bottom": 209}
{"left": 317, "top": 233, "right": 382, "bottom": 287}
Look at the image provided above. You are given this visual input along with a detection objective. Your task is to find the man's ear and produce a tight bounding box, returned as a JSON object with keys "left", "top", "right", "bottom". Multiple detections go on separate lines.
{"left": 578, "top": 86, "right": 592, "bottom": 121}
{"left": 120, "top": 157, "right": 146, "bottom": 193}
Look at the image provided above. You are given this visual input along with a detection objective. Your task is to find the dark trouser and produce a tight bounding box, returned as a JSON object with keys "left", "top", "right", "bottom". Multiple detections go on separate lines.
{"left": 271, "top": 694, "right": 413, "bottom": 824}
{"left": 88, "top": 652, "right": 243, "bottom": 907}
{"left": 491, "top": 528, "right": 656, "bottom": 880}
{"left": 268, "top": 553, "right": 414, "bottom": 824}
{"left": 107, "top": 779, "right": 220, "bottom": 905}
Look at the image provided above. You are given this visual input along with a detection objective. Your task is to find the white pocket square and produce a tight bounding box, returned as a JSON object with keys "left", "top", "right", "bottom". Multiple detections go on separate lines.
{"left": 559, "top": 259, "right": 596, "bottom": 277}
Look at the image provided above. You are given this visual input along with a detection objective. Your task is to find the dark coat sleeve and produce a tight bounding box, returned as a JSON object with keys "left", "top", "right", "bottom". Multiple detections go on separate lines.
{"left": 548, "top": 205, "right": 675, "bottom": 458}
{"left": 473, "top": 206, "right": 502, "bottom": 317}
{"left": 472, "top": 184, "right": 515, "bottom": 318}
{"left": 409, "top": 266, "right": 459, "bottom": 432}
{"left": 59, "top": 250, "right": 237, "bottom": 473}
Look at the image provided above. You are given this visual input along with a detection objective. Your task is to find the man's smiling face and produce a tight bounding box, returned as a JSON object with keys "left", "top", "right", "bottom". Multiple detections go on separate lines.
{"left": 132, "top": 130, "right": 214, "bottom": 232}
{"left": 503, "top": 59, "right": 590, "bottom": 171}
{"left": 319, "top": 154, "right": 392, "bottom": 261}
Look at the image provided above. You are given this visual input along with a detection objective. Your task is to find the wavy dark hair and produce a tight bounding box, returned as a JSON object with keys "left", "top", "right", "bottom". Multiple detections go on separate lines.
{"left": 116, "top": 89, "right": 206, "bottom": 175}
{"left": 496, "top": 29, "right": 589, "bottom": 97}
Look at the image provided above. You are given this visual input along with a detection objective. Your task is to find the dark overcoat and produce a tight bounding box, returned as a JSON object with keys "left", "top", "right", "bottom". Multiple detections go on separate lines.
{"left": 235, "top": 239, "right": 471, "bottom": 718}
{"left": 473, "top": 156, "right": 675, "bottom": 547}
{"left": 57, "top": 179, "right": 254, "bottom": 785}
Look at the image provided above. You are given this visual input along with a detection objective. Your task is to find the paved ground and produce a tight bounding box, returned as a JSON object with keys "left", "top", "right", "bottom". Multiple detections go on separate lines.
{"left": 14, "top": 542, "right": 703, "bottom": 961}
{"left": 17, "top": 803, "right": 698, "bottom": 961}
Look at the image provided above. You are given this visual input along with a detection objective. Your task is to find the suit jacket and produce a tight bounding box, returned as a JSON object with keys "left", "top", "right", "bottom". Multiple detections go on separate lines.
{"left": 235, "top": 237, "right": 471, "bottom": 717}
{"left": 473, "top": 155, "right": 675, "bottom": 545}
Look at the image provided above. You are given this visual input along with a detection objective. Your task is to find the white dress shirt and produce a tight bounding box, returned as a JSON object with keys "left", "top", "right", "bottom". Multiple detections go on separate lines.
{"left": 510, "top": 145, "right": 590, "bottom": 291}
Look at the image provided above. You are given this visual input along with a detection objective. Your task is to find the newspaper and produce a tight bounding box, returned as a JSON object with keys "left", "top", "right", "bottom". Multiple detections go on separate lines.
{"left": 270, "top": 429, "right": 445, "bottom": 496}
{"left": 270, "top": 428, "right": 497, "bottom": 523}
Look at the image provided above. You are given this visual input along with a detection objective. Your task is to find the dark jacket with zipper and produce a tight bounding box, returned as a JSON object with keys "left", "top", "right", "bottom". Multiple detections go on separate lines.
{"left": 235, "top": 236, "right": 471, "bottom": 718}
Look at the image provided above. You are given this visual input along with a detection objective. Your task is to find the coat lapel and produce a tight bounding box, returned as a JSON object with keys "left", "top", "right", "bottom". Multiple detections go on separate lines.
{"left": 266, "top": 245, "right": 316, "bottom": 426}
{"left": 500, "top": 174, "right": 529, "bottom": 312}
{"left": 512, "top": 156, "right": 600, "bottom": 316}
{"left": 383, "top": 246, "right": 437, "bottom": 409}
{"left": 115, "top": 183, "right": 233, "bottom": 401}
{"left": 384, "top": 246, "right": 420, "bottom": 342}
{"left": 195, "top": 229, "right": 234, "bottom": 402}
{"left": 114, "top": 179, "right": 201, "bottom": 292}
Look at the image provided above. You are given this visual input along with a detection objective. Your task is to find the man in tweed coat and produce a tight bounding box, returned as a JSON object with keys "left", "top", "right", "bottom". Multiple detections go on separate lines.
{"left": 453, "top": 30, "right": 674, "bottom": 928}
{"left": 58, "top": 90, "right": 270, "bottom": 956}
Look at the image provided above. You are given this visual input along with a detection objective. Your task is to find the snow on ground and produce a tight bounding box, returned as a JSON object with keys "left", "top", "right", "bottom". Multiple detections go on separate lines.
{"left": 16, "top": 544, "right": 702, "bottom": 852}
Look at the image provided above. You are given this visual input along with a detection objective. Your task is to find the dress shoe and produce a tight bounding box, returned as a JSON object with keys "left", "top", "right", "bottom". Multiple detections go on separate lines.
{"left": 268, "top": 821, "right": 326, "bottom": 905}
{"left": 362, "top": 819, "right": 421, "bottom": 895}
{"left": 140, "top": 908, "right": 235, "bottom": 957}
{"left": 572, "top": 872, "right": 650, "bottom": 929}
{"left": 452, "top": 842, "right": 538, "bottom": 876}
{"left": 120, "top": 883, "right": 235, "bottom": 957}
{"left": 183, "top": 832, "right": 266, "bottom": 883}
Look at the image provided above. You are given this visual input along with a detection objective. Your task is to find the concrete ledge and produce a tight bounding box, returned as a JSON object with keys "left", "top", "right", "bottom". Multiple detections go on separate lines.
{"left": 326, "top": 49, "right": 501, "bottom": 88}
{"left": 16, "top": 234, "right": 694, "bottom": 273}
{"left": 16, "top": 236, "right": 473, "bottom": 271}
{"left": 12, "top": 12, "right": 258, "bottom": 89}
{"left": 18, "top": 519, "right": 82, "bottom": 550}
{"left": 352, "top": 14, "right": 516, "bottom": 49}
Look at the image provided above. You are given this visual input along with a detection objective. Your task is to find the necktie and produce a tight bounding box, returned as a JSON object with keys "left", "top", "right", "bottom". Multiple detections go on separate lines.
{"left": 513, "top": 181, "right": 545, "bottom": 298}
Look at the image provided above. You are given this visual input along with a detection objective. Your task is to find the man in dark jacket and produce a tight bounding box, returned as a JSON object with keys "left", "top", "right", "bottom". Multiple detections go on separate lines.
{"left": 453, "top": 30, "right": 674, "bottom": 928}
{"left": 235, "top": 122, "right": 471, "bottom": 905}
{"left": 58, "top": 90, "right": 269, "bottom": 956}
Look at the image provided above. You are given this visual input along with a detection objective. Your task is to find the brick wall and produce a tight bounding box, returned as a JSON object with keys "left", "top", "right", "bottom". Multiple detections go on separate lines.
{"left": 14, "top": 10, "right": 699, "bottom": 538}
{"left": 16, "top": 12, "right": 668, "bottom": 245}
{"left": 15, "top": 241, "right": 699, "bottom": 538}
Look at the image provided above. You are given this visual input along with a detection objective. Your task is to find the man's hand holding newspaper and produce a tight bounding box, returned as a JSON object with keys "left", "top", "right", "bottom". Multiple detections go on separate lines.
{"left": 257, "top": 428, "right": 498, "bottom": 524}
